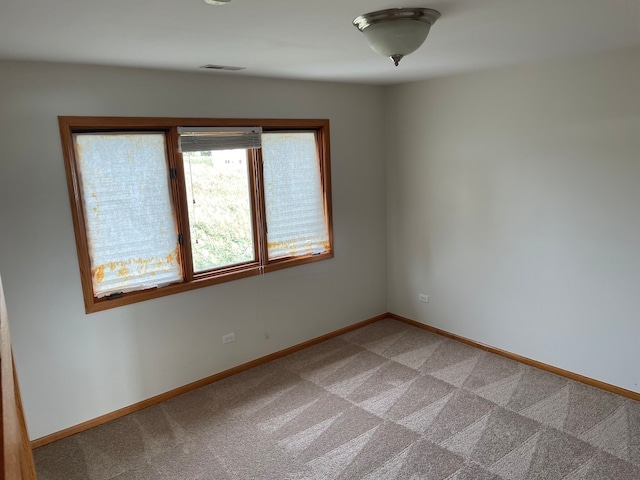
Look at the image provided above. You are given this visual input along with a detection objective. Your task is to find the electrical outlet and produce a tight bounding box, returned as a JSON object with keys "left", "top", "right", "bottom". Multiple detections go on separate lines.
{"left": 222, "top": 333, "right": 235, "bottom": 344}
{"left": 418, "top": 294, "right": 429, "bottom": 303}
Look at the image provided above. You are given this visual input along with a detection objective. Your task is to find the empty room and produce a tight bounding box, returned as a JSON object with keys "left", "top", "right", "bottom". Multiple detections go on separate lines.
{"left": 0, "top": 0, "right": 639, "bottom": 478}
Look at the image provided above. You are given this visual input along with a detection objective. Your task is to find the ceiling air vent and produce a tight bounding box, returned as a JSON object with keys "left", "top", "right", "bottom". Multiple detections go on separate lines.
{"left": 200, "top": 64, "right": 246, "bottom": 71}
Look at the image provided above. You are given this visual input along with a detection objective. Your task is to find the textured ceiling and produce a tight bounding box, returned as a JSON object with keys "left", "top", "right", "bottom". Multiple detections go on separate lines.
{"left": 1, "top": 0, "right": 639, "bottom": 85}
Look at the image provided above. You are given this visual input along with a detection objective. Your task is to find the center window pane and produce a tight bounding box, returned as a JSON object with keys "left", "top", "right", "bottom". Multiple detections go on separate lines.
{"left": 183, "top": 149, "right": 255, "bottom": 272}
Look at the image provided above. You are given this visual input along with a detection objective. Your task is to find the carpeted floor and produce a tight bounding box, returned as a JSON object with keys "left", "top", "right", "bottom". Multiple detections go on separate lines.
{"left": 34, "top": 318, "right": 640, "bottom": 479}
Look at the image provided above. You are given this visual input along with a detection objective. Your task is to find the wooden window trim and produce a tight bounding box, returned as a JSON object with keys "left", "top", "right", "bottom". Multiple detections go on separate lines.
{"left": 59, "top": 116, "right": 334, "bottom": 313}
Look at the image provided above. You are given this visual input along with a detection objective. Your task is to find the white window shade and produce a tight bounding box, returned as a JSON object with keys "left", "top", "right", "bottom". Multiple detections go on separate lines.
{"left": 262, "top": 132, "right": 330, "bottom": 259}
{"left": 178, "top": 127, "right": 262, "bottom": 152}
{"left": 73, "top": 132, "right": 183, "bottom": 297}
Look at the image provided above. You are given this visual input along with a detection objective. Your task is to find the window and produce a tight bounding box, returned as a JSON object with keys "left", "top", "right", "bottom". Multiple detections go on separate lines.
{"left": 59, "top": 117, "right": 333, "bottom": 313}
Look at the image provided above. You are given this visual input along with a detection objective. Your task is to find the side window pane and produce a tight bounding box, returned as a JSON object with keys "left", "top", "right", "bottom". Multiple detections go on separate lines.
{"left": 73, "top": 133, "right": 183, "bottom": 297}
{"left": 262, "top": 132, "right": 330, "bottom": 259}
{"left": 183, "top": 149, "right": 255, "bottom": 272}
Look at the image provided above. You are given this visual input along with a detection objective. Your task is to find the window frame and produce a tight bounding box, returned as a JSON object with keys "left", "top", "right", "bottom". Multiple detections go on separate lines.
{"left": 59, "top": 116, "right": 333, "bottom": 313}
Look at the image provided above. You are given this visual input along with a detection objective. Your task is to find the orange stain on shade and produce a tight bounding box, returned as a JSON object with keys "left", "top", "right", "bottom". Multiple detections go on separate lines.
{"left": 93, "top": 265, "right": 105, "bottom": 283}
{"left": 91, "top": 248, "right": 181, "bottom": 284}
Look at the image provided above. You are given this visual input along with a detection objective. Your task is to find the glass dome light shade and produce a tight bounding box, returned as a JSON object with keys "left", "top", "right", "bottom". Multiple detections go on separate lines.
{"left": 361, "top": 19, "right": 432, "bottom": 57}
{"left": 353, "top": 8, "right": 440, "bottom": 66}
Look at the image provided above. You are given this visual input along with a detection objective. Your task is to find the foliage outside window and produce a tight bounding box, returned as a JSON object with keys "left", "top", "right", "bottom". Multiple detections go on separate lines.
{"left": 59, "top": 117, "right": 333, "bottom": 313}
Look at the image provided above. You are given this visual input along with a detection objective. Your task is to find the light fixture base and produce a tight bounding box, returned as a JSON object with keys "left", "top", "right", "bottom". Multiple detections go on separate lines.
{"left": 353, "top": 8, "right": 441, "bottom": 31}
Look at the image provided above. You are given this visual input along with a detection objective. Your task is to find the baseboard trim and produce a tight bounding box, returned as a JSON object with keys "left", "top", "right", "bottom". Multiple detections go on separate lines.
{"left": 31, "top": 313, "right": 387, "bottom": 449}
{"left": 32, "top": 311, "right": 639, "bottom": 448}
{"left": 388, "top": 312, "right": 640, "bottom": 402}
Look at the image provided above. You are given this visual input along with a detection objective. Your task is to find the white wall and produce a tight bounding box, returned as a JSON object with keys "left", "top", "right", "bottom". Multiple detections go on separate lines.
{"left": 386, "top": 46, "right": 640, "bottom": 394}
{"left": 0, "top": 61, "right": 388, "bottom": 439}
{"left": 4, "top": 45, "right": 640, "bottom": 441}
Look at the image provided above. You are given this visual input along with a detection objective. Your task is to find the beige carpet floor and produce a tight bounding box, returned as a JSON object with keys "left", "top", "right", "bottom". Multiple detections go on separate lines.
{"left": 34, "top": 318, "right": 640, "bottom": 479}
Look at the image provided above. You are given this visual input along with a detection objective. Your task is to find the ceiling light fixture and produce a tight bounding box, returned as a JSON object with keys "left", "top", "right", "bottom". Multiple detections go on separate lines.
{"left": 353, "top": 8, "right": 440, "bottom": 66}
{"left": 204, "top": 0, "right": 231, "bottom": 5}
